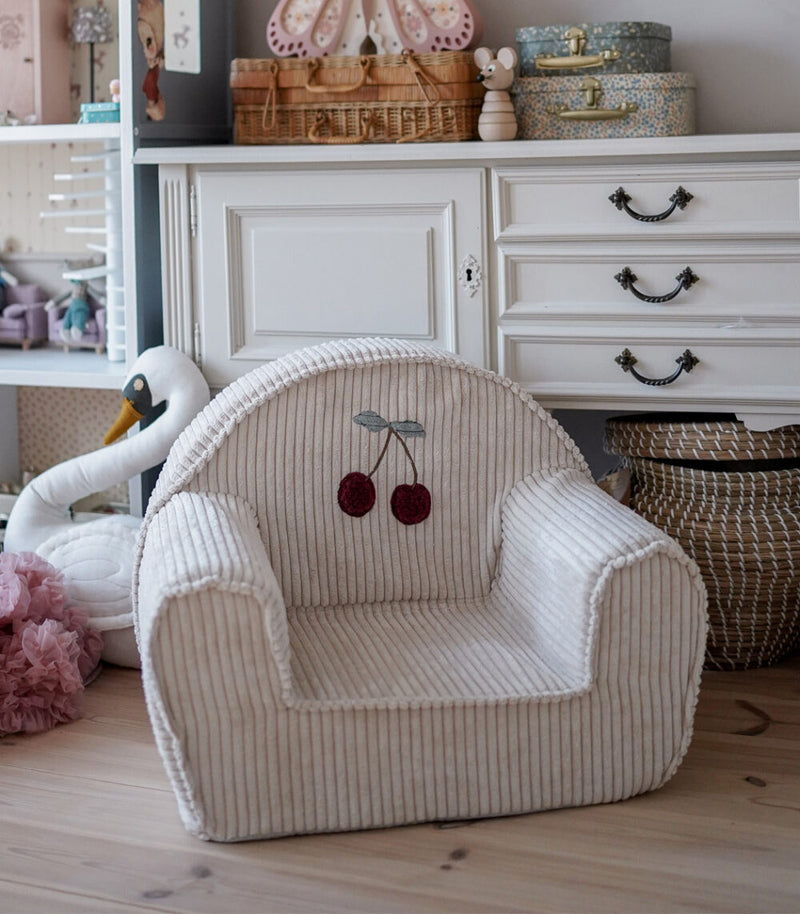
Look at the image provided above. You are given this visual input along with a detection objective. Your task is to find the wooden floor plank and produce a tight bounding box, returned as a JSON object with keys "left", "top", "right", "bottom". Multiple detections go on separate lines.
{"left": 0, "top": 658, "right": 798, "bottom": 913}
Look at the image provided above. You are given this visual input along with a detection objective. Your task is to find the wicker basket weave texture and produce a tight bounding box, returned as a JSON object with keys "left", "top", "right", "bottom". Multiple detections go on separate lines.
{"left": 234, "top": 98, "right": 481, "bottom": 145}
{"left": 605, "top": 413, "right": 800, "bottom": 462}
{"left": 605, "top": 416, "right": 800, "bottom": 671}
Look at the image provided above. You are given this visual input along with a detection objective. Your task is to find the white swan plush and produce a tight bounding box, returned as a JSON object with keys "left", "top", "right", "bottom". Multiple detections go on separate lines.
{"left": 4, "top": 346, "right": 210, "bottom": 668}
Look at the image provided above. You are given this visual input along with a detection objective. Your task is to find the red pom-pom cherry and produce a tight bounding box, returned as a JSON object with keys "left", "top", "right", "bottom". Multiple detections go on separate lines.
{"left": 338, "top": 471, "right": 376, "bottom": 517}
{"left": 390, "top": 483, "right": 431, "bottom": 525}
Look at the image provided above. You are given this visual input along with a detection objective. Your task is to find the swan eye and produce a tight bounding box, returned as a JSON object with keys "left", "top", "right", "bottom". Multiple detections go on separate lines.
{"left": 123, "top": 374, "right": 152, "bottom": 415}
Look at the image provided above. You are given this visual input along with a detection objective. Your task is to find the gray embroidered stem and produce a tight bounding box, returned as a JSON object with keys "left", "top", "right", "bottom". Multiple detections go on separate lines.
{"left": 367, "top": 427, "right": 419, "bottom": 484}
{"left": 393, "top": 429, "right": 418, "bottom": 485}
{"left": 367, "top": 431, "right": 393, "bottom": 478}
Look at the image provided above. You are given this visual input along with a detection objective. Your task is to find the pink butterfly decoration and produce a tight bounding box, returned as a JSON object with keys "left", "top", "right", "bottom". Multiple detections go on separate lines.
{"left": 267, "top": 0, "right": 483, "bottom": 58}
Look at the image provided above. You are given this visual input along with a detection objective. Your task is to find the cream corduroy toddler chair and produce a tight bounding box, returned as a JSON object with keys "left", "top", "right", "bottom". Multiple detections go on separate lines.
{"left": 133, "top": 338, "right": 707, "bottom": 842}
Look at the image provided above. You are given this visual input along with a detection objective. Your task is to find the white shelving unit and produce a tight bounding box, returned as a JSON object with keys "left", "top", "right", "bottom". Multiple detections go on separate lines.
{"left": 0, "top": 1, "right": 138, "bottom": 502}
{"left": 0, "top": 1, "right": 136, "bottom": 391}
{"left": 45, "top": 142, "right": 126, "bottom": 363}
{"left": 0, "top": 346, "right": 128, "bottom": 389}
{"left": 0, "top": 122, "right": 120, "bottom": 145}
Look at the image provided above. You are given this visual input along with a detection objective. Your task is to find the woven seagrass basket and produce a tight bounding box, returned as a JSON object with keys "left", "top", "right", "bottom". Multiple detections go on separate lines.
{"left": 231, "top": 52, "right": 483, "bottom": 145}
{"left": 605, "top": 414, "right": 800, "bottom": 670}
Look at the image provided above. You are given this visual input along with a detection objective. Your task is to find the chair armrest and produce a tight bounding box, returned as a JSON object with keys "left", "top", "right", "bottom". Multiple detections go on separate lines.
{"left": 2, "top": 302, "right": 47, "bottom": 338}
{"left": 46, "top": 302, "right": 66, "bottom": 331}
{"left": 2, "top": 304, "right": 31, "bottom": 319}
{"left": 498, "top": 468, "right": 706, "bottom": 691}
{"left": 135, "top": 491, "right": 292, "bottom": 698}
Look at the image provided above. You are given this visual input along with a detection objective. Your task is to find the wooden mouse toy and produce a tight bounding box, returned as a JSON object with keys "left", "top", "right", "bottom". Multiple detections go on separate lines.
{"left": 474, "top": 46, "right": 518, "bottom": 141}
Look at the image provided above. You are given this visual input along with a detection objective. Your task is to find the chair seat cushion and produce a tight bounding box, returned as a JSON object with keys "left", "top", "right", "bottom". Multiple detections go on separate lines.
{"left": 286, "top": 597, "right": 581, "bottom": 708}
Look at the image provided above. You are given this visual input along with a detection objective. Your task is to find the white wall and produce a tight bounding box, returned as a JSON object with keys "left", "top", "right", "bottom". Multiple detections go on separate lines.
{"left": 238, "top": 0, "right": 800, "bottom": 135}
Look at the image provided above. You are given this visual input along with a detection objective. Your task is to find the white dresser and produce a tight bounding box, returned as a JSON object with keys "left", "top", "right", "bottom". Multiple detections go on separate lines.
{"left": 138, "top": 132, "right": 800, "bottom": 431}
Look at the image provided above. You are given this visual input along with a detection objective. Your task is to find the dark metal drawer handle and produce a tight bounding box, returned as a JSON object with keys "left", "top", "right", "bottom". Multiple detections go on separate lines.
{"left": 615, "top": 347, "right": 699, "bottom": 386}
{"left": 615, "top": 265, "right": 699, "bottom": 303}
{"left": 609, "top": 185, "right": 694, "bottom": 222}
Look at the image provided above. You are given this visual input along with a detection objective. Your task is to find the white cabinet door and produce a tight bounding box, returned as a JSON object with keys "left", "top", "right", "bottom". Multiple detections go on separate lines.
{"left": 189, "top": 167, "right": 487, "bottom": 388}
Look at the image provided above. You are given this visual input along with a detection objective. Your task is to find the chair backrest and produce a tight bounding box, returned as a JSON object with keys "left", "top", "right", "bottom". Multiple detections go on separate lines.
{"left": 6, "top": 284, "right": 44, "bottom": 305}
{"left": 143, "top": 339, "right": 588, "bottom": 609}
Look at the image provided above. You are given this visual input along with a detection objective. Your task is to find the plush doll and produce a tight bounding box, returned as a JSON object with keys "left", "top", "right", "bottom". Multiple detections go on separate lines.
{"left": 45, "top": 279, "right": 104, "bottom": 342}
{"left": 0, "top": 263, "right": 18, "bottom": 310}
{"left": 137, "top": 0, "right": 166, "bottom": 121}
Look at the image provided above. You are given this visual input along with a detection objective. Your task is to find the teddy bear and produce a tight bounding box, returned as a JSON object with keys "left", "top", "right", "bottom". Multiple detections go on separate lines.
{"left": 474, "top": 46, "right": 519, "bottom": 141}
{"left": 137, "top": 0, "right": 166, "bottom": 121}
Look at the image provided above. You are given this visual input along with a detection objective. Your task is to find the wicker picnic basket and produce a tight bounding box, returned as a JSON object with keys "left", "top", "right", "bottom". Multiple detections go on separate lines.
{"left": 230, "top": 51, "right": 484, "bottom": 144}
{"left": 605, "top": 414, "right": 800, "bottom": 670}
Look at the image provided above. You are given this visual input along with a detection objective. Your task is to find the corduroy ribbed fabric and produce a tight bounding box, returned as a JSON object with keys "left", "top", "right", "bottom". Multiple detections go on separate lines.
{"left": 133, "top": 339, "right": 707, "bottom": 842}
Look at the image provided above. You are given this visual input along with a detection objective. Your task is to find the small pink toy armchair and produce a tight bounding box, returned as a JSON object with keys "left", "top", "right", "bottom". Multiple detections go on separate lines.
{"left": 0, "top": 284, "right": 48, "bottom": 349}
{"left": 47, "top": 291, "right": 107, "bottom": 354}
{"left": 134, "top": 338, "right": 708, "bottom": 842}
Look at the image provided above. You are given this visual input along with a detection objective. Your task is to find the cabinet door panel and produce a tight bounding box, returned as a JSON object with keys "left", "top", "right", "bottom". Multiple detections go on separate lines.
{"left": 193, "top": 168, "right": 486, "bottom": 387}
{"left": 238, "top": 219, "right": 432, "bottom": 338}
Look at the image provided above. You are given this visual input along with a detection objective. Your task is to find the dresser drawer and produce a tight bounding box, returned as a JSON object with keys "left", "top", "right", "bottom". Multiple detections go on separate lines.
{"left": 499, "top": 327, "right": 800, "bottom": 414}
{"left": 494, "top": 165, "right": 800, "bottom": 240}
{"left": 498, "top": 245, "right": 800, "bottom": 320}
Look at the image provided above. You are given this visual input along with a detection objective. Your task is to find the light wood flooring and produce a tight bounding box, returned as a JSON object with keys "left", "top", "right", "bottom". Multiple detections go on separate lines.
{"left": 1, "top": 656, "right": 799, "bottom": 913}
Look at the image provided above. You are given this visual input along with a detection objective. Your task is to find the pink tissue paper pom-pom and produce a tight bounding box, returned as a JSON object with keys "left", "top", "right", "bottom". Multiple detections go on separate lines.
{"left": 1, "top": 551, "right": 67, "bottom": 623}
{"left": 0, "top": 569, "right": 31, "bottom": 623}
{"left": 0, "top": 552, "right": 104, "bottom": 737}
{"left": 62, "top": 605, "right": 105, "bottom": 682}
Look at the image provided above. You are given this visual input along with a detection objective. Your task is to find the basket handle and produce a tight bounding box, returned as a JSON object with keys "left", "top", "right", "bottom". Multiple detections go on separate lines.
{"left": 305, "top": 56, "right": 372, "bottom": 94}
{"left": 401, "top": 49, "right": 441, "bottom": 105}
{"left": 614, "top": 347, "right": 700, "bottom": 386}
{"left": 308, "top": 110, "right": 374, "bottom": 144}
{"left": 260, "top": 59, "right": 280, "bottom": 134}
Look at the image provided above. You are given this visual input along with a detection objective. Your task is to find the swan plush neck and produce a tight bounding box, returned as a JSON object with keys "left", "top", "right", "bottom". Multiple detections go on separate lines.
{"left": 5, "top": 347, "right": 209, "bottom": 554}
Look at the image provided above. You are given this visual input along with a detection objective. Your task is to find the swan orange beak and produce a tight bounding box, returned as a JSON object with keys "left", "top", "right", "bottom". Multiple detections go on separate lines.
{"left": 104, "top": 398, "right": 145, "bottom": 445}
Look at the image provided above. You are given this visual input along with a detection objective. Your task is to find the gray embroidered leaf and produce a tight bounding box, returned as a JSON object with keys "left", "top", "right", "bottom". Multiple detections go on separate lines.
{"left": 353, "top": 410, "right": 388, "bottom": 432}
{"left": 390, "top": 420, "right": 426, "bottom": 438}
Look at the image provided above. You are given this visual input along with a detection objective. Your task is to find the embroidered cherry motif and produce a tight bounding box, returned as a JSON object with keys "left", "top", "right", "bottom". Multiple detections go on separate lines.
{"left": 336, "top": 471, "right": 376, "bottom": 517}
{"left": 338, "top": 411, "right": 431, "bottom": 525}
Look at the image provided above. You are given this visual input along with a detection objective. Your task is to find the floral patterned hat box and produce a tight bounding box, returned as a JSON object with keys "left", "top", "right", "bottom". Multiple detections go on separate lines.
{"left": 516, "top": 21, "right": 671, "bottom": 77}
{"left": 511, "top": 72, "right": 696, "bottom": 140}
